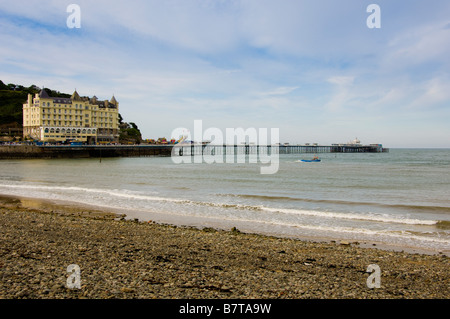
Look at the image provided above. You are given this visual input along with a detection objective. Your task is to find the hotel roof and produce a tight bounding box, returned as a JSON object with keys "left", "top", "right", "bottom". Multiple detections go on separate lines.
{"left": 35, "top": 89, "right": 117, "bottom": 108}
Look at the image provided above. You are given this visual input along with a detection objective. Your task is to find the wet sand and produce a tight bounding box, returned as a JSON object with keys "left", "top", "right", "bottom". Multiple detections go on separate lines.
{"left": 0, "top": 195, "right": 448, "bottom": 299}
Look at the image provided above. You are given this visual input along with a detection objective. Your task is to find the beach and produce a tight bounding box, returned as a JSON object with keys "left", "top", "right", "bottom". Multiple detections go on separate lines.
{"left": 1, "top": 152, "right": 449, "bottom": 256}
{"left": 0, "top": 195, "right": 448, "bottom": 299}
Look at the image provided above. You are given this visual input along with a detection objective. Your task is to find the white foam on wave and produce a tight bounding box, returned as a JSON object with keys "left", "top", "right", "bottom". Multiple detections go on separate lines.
{"left": 260, "top": 207, "right": 438, "bottom": 226}
{"left": 0, "top": 183, "right": 439, "bottom": 227}
{"left": 0, "top": 183, "right": 183, "bottom": 202}
{"left": 1, "top": 182, "right": 448, "bottom": 249}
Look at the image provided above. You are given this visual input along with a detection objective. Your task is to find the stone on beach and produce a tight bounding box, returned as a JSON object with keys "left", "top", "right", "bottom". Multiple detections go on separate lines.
{"left": 0, "top": 203, "right": 448, "bottom": 299}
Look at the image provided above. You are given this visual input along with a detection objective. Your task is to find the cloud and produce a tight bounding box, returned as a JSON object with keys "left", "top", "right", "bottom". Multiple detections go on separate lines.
{"left": 327, "top": 76, "right": 355, "bottom": 86}
{"left": 384, "top": 20, "right": 450, "bottom": 70}
{"left": 1, "top": 0, "right": 450, "bottom": 146}
{"left": 323, "top": 76, "right": 355, "bottom": 111}
{"left": 408, "top": 76, "right": 450, "bottom": 110}
{"left": 259, "top": 86, "right": 299, "bottom": 96}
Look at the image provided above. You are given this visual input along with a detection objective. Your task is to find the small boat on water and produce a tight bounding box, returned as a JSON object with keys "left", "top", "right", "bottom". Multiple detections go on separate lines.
{"left": 300, "top": 155, "right": 321, "bottom": 162}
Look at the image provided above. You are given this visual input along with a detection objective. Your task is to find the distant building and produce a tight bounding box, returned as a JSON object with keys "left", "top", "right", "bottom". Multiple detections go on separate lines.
{"left": 23, "top": 89, "right": 119, "bottom": 144}
{"left": 347, "top": 137, "right": 361, "bottom": 145}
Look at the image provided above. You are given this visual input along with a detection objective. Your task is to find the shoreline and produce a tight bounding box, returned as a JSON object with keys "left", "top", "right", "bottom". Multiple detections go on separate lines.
{"left": 0, "top": 194, "right": 447, "bottom": 257}
{"left": 0, "top": 193, "right": 448, "bottom": 299}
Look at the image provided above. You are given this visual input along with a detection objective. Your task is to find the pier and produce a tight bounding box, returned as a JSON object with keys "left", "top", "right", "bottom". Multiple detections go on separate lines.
{"left": 0, "top": 144, "right": 388, "bottom": 159}
{"left": 173, "top": 143, "right": 388, "bottom": 156}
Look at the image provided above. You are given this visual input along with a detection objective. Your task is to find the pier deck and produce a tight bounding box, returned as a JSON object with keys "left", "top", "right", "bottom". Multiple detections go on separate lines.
{"left": 0, "top": 144, "right": 388, "bottom": 159}
{"left": 173, "top": 144, "right": 388, "bottom": 156}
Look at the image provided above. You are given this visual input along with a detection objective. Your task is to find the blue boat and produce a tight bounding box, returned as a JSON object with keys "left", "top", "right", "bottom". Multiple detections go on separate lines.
{"left": 300, "top": 155, "right": 321, "bottom": 162}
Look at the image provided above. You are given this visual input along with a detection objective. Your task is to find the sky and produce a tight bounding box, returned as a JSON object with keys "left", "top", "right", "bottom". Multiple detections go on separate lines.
{"left": 1, "top": 0, "right": 449, "bottom": 148}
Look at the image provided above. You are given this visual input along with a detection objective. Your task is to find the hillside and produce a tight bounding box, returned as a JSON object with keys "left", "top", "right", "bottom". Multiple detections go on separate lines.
{"left": 0, "top": 80, "right": 71, "bottom": 126}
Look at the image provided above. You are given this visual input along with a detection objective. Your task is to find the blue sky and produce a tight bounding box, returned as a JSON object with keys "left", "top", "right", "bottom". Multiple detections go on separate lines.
{"left": 1, "top": 0, "right": 449, "bottom": 147}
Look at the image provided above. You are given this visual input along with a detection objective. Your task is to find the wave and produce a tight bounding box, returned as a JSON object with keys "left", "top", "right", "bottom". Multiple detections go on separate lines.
{"left": 181, "top": 213, "right": 450, "bottom": 245}
{"left": 0, "top": 183, "right": 190, "bottom": 203}
{"left": 252, "top": 221, "right": 450, "bottom": 244}
{"left": 1, "top": 182, "right": 449, "bottom": 249}
{"left": 0, "top": 183, "right": 441, "bottom": 227}
{"left": 259, "top": 207, "right": 439, "bottom": 225}
{"left": 188, "top": 200, "right": 440, "bottom": 226}
{"left": 436, "top": 220, "right": 450, "bottom": 229}
{"left": 231, "top": 194, "right": 450, "bottom": 214}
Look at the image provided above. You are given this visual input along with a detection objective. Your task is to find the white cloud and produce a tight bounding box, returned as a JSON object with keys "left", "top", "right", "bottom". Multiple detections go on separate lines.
{"left": 408, "top": 76, "right": 450, "bottom": 110}
{"left": 258, "top": 86, "right": 299, "bottom": 96}
{"left": 327, "top": 76, "right": 355, "bottom": 86}
{"left": 1, "top": 0, "right": 450, "bottom": 146}
{"left": 384, "top": 20, "right": 450, "bottom": 69}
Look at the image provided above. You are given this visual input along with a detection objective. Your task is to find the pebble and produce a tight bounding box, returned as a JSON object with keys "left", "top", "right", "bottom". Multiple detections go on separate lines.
{"left": 0, "top": 206, "right": 448, "bottom": 299}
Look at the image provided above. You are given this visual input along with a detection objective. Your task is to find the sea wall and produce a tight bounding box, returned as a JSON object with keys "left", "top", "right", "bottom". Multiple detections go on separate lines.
{"left": 0, "top": 145, "right": 174, "bottom": 159}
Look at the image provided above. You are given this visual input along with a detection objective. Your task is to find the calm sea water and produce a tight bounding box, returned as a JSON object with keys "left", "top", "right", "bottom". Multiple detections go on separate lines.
{"left": 0, "top": 148, "right": 449, "bottom": 253}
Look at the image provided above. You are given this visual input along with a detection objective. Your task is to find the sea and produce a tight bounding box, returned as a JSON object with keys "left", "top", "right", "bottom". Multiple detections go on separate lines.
{"left": 0, "top": 148, "right": 449, "bottom": 254}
